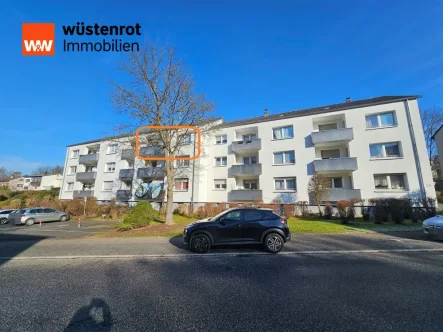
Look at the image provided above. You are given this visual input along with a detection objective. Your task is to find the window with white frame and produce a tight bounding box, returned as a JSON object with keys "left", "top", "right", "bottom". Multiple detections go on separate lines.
{"left": 243, "top": 134, "right": 257, "bottom": 141}
{"left": 102, "top": 181, "right": 113, "bottom": 191}
{"left": 105, "top": 162, "right": 116, "bottom": 172}
{"left": 215, "top": 157, "right": 227, "bottom": 166}
{"left": 243, "top": 180, "right": 258, "bottom": 190}
{"left": 243, "top": 156, "right": 257, "bottom": 164}
{"left": 369, "top": 142, "right": 401, "bottom": 159}
{"left": 318, "top": 123, "right": 338, "bottom": 131}
{"left": 216, "top": 135, "right": 227, "bottom": 144}
{"left": 69, "top": 166, "right": 77, "bottom": 175}
{"left": 66, "top": 182, "right": 74, "bottom": 191}
{"left": 374, "top": 174, "right": 406, "bottom": 190}
{"left": 174, "top": 178, "right": 189, "bottom": 191}
{"left": 273, "top": 151, "right": 295, "bottom": 165}
{"left": 181, "top": 134, "right": 192, "bottom": 144}
{"left": 321, "top": 149, "right": 340, "bottom": 159}
{"left": 274, "top": 178, "right": 296, "bottom": 191}
{"left": 71, "top": 149, "right": 79, "bottom": 159}
{"left": 214, "top": 179, "right": 227, "bottom": 190}
{"left": 365, "top": 111, "right": 396, "bottom": 129}
{"left": 176, "top": 157, "right": 190, "bottom": 167}
{"left": 330, "top": 177, "right": 343, "bottom": 188}
{"left": 83, "top": 184, "right": 94, "bottom": 190}
{"left": 107, "top": 143, "right": 118, "bottom": 154}
{"left": 272, "top": 125, "right": 294, "bottom": 140}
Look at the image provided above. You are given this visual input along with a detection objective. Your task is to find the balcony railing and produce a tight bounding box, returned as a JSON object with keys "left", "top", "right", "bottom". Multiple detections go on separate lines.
{"left": 137, "top": 167, "right": 166, "bottom": 179}
{"left": 116, "top": 190, "right": 132, "bottom": 201}
{"left": 73, "top": 190, "right": 94, "bottom": 198}
{"left": 119, "top": 169, "right": 135, "bottom": 181}
{"left": 313, "top": 157, "right": 358, "bottom": 172}
{"left": 121, "top": 149, "right": 135, "bottom": 161}
{"left": 139, "top": 146, "right": 165, "bottom": 157}
{"left": 228, "top": 163, "right": 262, "bottom": 177}
{"left": 325, "top": 188, "right": 361, "bottom": 202}
{"left": 78, "top": 153, "right": 100, "bottom": 165}
{"left": 228, "top": 189, "right": 263, "bottom": 202}
{"left": 75, "top": 172, "right": 97, "bottom": 182}
{"left": 231, "top": 138, "right": 261, "bottom": 154}
{"left": 311, "top": 128, "right": 354, "bottom": 145}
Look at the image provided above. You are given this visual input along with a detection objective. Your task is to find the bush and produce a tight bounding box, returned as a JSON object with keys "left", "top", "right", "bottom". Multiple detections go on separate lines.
{"left": 123, "top": 201, "right": 155, "bottom": 228}
{"left": 85, "top": 197, "right": 101, "bottom": 217}
{"left": 295, "top": 201, "right": 309, "bottom": 217}
{"left": 336, "top": 200, "right": 351, "bottom": 224}
{"left": 323, "top": 203, "right": 333, "bottom": 220}
{"left": 370, "top": 198, "right": 388, "bottom": 224}
{"left": 437, "top": 192, "right": 443, "bottom": 204}
{"left": 0, "top": 194, "right": 7, "bottom": 202}
{"left": 9, "top": 199, "right": 21, "bottom": 209}
{"left": 386, "top": 198, "right": 406, "bottom": 224}
{"left": 282, "top": 205, "right": 294, "bottom": 218}
{"left": 118, "top": 223, "right": 133, "bottom": 231}
{"left": 361, "top": 200, "right": 371, "bottom": 221}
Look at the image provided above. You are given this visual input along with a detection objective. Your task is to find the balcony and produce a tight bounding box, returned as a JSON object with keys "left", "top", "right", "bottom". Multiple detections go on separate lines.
{"left": 311, "top": 128, "right": 354, "bottom": 146}
{"left": 73, "top": 190, "right": 94, "bottom": 198}
{"left": 121, "top": 149, "right": 135, "bottom": 161}
{"left": 79, "top": 153, "right": 100, "bottom": 165}
{"left": 116, "top": 190, "right": 132, "bottom": 201}
{"left": 313, "top": 157, "right": 358, "bottom": 172}
{"left": 325, "top": 189, "right": 361, "bottom": 202}
{"left": 231, "top": 138, "right": 262, "bottom": 154}
{"left": 228, "top": 189, "right": 263, "bottom": 202}
{"left": 228, "top": 163, "right": 262, "bottom": 177}
{"left": 119, "top": 169, "right": 135, "bottom": 181}
{"left": 139, "top": 146, "right": 165, "bottom": 158}
{"left": 75, "top": 172, "right": 97, "bottom": 182}
{"left": 137, "top": 167, "right": 166, "bottom": 179}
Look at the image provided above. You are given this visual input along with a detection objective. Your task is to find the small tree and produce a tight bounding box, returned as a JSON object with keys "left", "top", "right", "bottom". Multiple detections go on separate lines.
{"left": 307, "top": 174, "right": 331, "bottom": 216}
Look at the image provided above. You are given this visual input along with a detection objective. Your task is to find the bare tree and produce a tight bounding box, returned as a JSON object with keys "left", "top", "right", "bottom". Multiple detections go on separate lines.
{"left": 421, "top": 106, "right": 443, "bottom": 168}
{"left": 111, "top": 44, "right": 216, "bottom": 224}
{"left": 32, "top": 166, "right": 64, "bottom": 175}
{"left": 307, "top": 174, "right": 331, "bottom": 216}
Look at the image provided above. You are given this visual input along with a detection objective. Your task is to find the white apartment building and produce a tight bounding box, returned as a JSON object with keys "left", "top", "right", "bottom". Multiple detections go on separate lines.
{"left": 59, "top": 95, "right": 436, "bottom": 204}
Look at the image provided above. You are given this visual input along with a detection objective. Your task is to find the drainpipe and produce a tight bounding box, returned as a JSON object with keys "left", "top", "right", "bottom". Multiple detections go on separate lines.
{"left": 59, "top": 147, "right": 70, "bottom": 199}
{"left": 190, "top": 132, "right": 197, "bottom": 217}
{"left": 404, "top": 99, "right": 425, "bottom": 196}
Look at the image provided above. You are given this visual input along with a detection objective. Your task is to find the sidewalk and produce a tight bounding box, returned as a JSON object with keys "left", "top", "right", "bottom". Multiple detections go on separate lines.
{"left": 1, "top": 231, "right": 443, "bottom": 260}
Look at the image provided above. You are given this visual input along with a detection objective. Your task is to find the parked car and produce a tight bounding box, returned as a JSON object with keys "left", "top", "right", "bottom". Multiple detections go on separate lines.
{"left": 0, "top": 209, "right": 16, "bottom": 224}
{"left": 8, "top": 208, "right": 70, "bottom": 226}
{"left": 423, "top": 215, "right": 443, "bottom": 240}
{"left": 183, "top": 207, "right": 291, "bottom": 253}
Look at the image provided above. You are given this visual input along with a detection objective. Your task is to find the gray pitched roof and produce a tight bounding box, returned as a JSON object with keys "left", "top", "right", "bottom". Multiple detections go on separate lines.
{"left": 217, "top": 95, "right": 421, "bottom": 128}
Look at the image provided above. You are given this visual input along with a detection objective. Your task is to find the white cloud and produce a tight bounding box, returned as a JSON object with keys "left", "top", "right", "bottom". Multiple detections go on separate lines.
{"left": 0, "top": 156, "right": 43, "bottom": 174}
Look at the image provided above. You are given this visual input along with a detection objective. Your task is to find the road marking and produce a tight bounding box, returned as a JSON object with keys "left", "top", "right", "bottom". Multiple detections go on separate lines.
{"left": 1, "top": 248, "right": 443, "bottom": 261}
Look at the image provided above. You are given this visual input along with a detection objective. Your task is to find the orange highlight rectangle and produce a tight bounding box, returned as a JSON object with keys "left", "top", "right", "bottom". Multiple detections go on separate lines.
{"left": 22, "top": 23, "right": 55, "bottom": 56}
{"left": 135, "top": 125, "right": 201, "bottom": 161}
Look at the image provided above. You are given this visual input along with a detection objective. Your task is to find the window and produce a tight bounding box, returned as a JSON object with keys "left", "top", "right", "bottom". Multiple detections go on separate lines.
{"left": 243, "top": 180, "right": 258, "bottom": 190}
{"left": 318, "top": 123, "right": 338, "bottom": 131}
{"left": 214, "top": 179, "right": 227, "bottom": 190}
{"left": 374, "top": 174, "right": 406, "bottom": 190}
{"left": 176, "top": 157, "right": 190, "bottom": 167}
{"left": 71, "top": 149, "right": 79, "bottom": 158}
{"left": 273, "top": 125, "right": 294, "bottom": 139}
{"left": 181, "top": 134, "right": 192, "bottom": 144}
{"left": 273, "top": 151, "right": 295, "bottom": 165}
{"left": 69, "top": 166, "right": 77, "bottom": 175}
{"left": 274, "top": 178, "right": 296, "bottom": 191}
{"left": 216, "top": 135, "right": 227, "bottom": 144}
{"left": 243, "top": 134, "right": 257, "bottom": 141}
{"left": 44, "top": 208, "right": 56, "bottom": 213}
{"left": 66, "top": 182, "right": 74, "bottom": 191}
{"left": 105, "top": 162, "right": 116, "bottom": 172}
{"left": 83, "top": 184, "right": 94, "bottom": 190}
{"left": 25, "top": 178, "right": 30, "bottom": 183}
{"left": 321, "top": 149, "right": 340, "bottom": 159}
{"left": 107, "top": 143, "right": 118, "bottom": 154}
{"left": 366, "top": 112, "right": 396, "bottom": 129}
{"left": 85, "top": 166, "right": 95, "bottom": 172}
{"left": 244, "top": 210, "right": 263, "bottom": 221}
{"left": 243, "top": 156, "right": 257, "bottom": 164}
{"left": 24, "top": 187, "right": 28, "bottom": 190}
{"left": 331, "top": 177, "right": 343, "bottom": 188}
{"left": 174, "top": 178, "right": 189, "bottom": 191}
{"left": 369, "top": 142, "right": 401, "bottom": 159}
{"left": 102, "top": 181, "right": 113, "bottom": 191}
{"left": 222, "top": 210, "right": 241, "bottom": 221}
{"left": 215, "top": 157, "right": 227, "bottom": 166}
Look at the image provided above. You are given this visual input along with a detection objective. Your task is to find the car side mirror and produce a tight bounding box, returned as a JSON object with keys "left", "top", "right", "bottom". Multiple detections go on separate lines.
{"left": 219, "top": 218, "right": 225, "bottom": 225}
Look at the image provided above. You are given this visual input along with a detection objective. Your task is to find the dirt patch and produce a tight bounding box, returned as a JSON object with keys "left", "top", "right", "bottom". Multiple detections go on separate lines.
{"left": 130, "top": 223, "right": 184, "bottom": 235}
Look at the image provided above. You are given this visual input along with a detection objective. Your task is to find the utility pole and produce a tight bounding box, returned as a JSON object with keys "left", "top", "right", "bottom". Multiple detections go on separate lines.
{"left": 190, "top": 131, "right": 197, "bottom": 218}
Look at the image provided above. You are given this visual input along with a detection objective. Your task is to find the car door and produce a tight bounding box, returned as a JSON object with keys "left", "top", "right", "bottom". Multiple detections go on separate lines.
{"left": 241, "top": 210, "right": 265, "bottom": 243}
{"left": 44, "top": 208, "right": 58, "bottom": 221}
{"left": 215, "top": 210, "right": 244, "bottom": 244}
{"left": 34, "top": 208, "right": 47, "bottom": 222}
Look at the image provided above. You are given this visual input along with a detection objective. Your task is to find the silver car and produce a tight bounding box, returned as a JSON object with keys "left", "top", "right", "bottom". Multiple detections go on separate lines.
{"left": 8, "top": 207, "right": 70, "bottom": 226}
{"left": 423, "top": 215, "right": 443, "bottom": 240}
{"left": 0, "top": 209, "right": 16, "bottom": 224}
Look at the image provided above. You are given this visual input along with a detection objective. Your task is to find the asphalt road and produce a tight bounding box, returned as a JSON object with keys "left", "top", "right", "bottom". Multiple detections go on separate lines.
{"left": 1, "top": 252, "right": 443, "bottom": 332}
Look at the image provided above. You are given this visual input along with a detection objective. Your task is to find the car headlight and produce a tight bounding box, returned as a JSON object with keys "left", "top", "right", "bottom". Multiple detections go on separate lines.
{"left": 183, "top": 228, "right": 188, "bottom": 234}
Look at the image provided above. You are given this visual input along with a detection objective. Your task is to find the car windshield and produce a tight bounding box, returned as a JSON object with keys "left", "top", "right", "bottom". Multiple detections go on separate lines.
{"left": 210, "top": 209, "right": 235, "bottom": 221}
{"left": 19, "top": 209, "right": 27, "bottom": 214}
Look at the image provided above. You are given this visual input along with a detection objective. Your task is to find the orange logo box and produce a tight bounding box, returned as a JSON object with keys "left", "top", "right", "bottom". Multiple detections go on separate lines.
{"left": 22, "top": 23, "right": 55, "bottom": 56}
{"left": 135, "top": 126, "right": 201, "bottom": 161}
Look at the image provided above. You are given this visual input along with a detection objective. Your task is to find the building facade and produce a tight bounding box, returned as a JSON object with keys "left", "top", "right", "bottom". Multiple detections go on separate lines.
{"left": 59, "top": 96, "right": 436, "bottom": 204}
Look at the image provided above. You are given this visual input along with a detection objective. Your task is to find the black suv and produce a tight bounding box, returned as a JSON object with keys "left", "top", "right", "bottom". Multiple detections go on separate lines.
{"left": 183, "top": 207, "right": 291, "bottom": 253}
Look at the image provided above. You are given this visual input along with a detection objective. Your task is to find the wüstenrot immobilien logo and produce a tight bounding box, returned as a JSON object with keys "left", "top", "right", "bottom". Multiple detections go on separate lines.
{"left": 22, "top": 23, "right": 55, "bottom": 56}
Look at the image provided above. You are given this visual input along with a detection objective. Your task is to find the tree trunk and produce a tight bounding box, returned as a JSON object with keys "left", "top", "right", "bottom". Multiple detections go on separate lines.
{"left": 317, "top": 202, "right": 322, "bottom": 216}
{"left": 165, "top": 160, "right": 174, "bottom": 225}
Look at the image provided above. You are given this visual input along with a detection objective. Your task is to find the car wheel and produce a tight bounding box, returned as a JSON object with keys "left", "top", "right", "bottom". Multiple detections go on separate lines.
{"left": 25, "top": 218, "right": 35, "bottom": 226}
{"left": 190, "top": 234, "right": 211, "bottom": 253}
{"left": 0, "top": 218, "right": 8, "bottom": 225}
{"left": 60, "top": 215, "right": 67, "bottom": 222}
{"left": 264, "top": 233, "right": 284, "bottom": 253}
